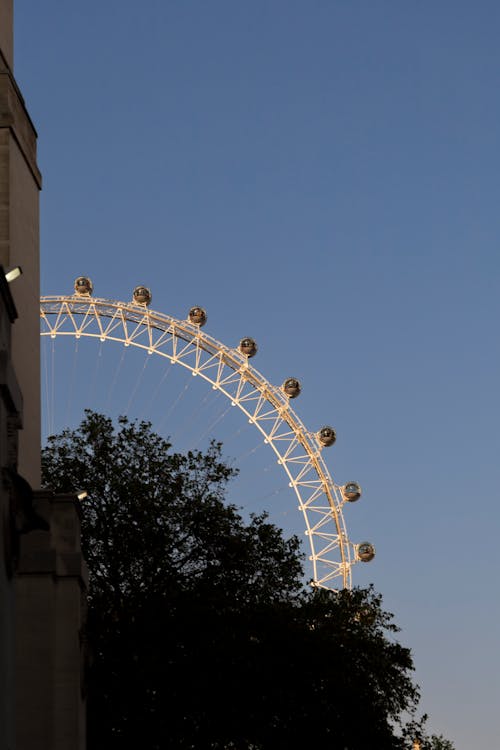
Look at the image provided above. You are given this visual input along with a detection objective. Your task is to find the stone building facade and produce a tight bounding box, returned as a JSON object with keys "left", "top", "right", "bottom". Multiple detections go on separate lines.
{"left": 0, "top": 269, "right": 21, "bottom": 750}
{"left": 0, "top": 3, "right": 87, "bottom": 748}
{"left": 0, "top": 0, "right": 41, "bottom": 489}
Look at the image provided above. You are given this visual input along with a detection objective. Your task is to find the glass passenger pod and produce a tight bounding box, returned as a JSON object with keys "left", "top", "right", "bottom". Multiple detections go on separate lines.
{"left": 132, "top": 286, "right": 152, "bottom": 306}
{"left": 343, "top": 481, "right": 362, "bottom": 502}
{"left": 239, "top": 337, "right": 258, "bottom": 358}
{"left": 357, "top": 542, "right": 375, "bottom": 563}
{"left": 188, "top": 306, "right": 207, "bottom": 326}
{"left": 317, "top": 426, "right": 336, "bottom": 447}
{"left": 282, "top": 378, "right": 301, "bottom": 398}
{"left": 74, "top": 276, "right": 93, "bottom": 296}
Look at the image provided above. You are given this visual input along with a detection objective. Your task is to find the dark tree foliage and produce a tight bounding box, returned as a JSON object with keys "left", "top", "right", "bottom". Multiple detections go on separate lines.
{"left": 402, "top": 718, "right": 457, "bottom": 750}
{"left": 42, "top": 411, "right": 453, "bottom": 750}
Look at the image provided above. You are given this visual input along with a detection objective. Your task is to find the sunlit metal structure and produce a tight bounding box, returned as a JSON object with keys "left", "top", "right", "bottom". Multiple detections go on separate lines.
{"left": 40, "top": 281, "right": 374, "bottom": 589}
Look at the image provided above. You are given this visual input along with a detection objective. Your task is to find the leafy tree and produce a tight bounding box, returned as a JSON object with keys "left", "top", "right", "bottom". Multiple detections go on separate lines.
{"left": 427, "top": 738, "right": 456, "bottom": 750}
{"left": 42, "top": 410, "right": 302, "bottom": 605}
{"left": 42, "top": 411, "right": 454, "bottom": 750}
{"left": 402, "top": 717, "right": 456, "bottom": 750}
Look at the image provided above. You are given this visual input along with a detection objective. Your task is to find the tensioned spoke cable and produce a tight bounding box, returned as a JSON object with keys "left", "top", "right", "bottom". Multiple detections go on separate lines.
{"left": 104, "top": 345, "right": 127, "bottom": 413}
{"left": 191, "top": 402, "right": 233, "bottom": 449}
{"left": 50, "top": 338, "right": 56, "bottom": 436}
{"left": 256, "top": 484, "right": 288, "bottom": 506}
{"left": 230, "top": 456, "right": 282, "bottom": 495}
{"left": 232, "top": 468, "right": 290, "bottom": 521}
{"left": 137, "top": 360, "right": 173, "bottom": 423}
{"left": 156, "top": 370, "right": 193, "bottom": 435}
{"left": 63, "top": 338, "right": 80, "bottom": 430}
{"left": 233, "top": 440, "right": 266, "bottom": 465}
{"left": 224, "top": 420, "right": 253, "bottom": 445}
{"left": 170, "top": 388, "right": 223, "bottom": 446}
{"left": 229, "top": 472, "right": 289, "bottom": 521}
{"left": 125, "top": 354, "right": 150, "bottom": 415}
{"left": 42, "top": 338, "right": 51, "bottom": 438}
{"left": 86, "top": 341, "right": 104, "bottom": 415}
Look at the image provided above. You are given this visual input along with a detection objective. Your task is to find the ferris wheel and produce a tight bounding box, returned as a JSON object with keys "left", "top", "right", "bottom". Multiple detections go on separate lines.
{"left": 40, "top": 276, "right": 375, "bottom": 590}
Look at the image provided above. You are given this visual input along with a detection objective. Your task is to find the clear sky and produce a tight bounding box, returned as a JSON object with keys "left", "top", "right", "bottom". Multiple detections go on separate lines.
{"left": 14, "top": 1, "right": 500, "bottom": 747}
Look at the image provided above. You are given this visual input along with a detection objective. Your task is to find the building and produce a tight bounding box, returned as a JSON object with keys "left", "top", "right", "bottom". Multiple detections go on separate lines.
{"left": 0, "top": 3, "right": 87, "bottom": 748}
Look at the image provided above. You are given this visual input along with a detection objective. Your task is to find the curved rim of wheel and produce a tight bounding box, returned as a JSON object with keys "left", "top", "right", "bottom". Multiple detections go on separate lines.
{"left": 40, "top": 293, "right": 367, "bottom": 590}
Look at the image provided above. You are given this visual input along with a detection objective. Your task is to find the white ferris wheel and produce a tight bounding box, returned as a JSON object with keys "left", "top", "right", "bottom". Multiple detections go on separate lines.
{"left": 40, "top": 276, "right": 375, "bottom": 590}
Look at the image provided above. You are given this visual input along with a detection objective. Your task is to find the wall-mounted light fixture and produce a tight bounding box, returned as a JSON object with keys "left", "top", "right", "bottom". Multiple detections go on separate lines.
{"left": 5, "top": 266, "right": 22, "bottom": 283}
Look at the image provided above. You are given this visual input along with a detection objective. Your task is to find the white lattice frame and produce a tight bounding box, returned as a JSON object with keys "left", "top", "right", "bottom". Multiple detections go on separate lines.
{"left": 41, "top": 296, "right": 357, "bottom": 589}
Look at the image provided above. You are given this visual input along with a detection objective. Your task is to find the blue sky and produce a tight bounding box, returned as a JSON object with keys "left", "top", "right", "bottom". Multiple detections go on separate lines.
{"left": 15, "top": 1, "right": 500, "bottom": 747}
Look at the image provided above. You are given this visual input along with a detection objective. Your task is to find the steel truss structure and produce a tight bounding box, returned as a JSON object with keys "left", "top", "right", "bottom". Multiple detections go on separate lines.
{"left": 41, "top": 294, "right": 368, "bottom": 589}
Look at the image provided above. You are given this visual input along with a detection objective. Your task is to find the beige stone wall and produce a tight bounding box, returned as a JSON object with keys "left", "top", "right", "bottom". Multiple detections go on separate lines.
{"left": 0, "top": 130, "right": 9, "bottom": 268}
{"left": 0, "top": 50, "right": 42, "bottom": 488}
{"left": 9, "top": 136, "right": 40, "bottom": 486}
{"left": 0, "top": 277, "right": 20, "bottom": 750}
{"left": 0, "top": 11, "right": 87, "bottom": 750}
{"left": 0, "top": 487, "right": 15, "bottom": 750}
{"left": 15, "top": 493, "right": 88, "bottom": 750}
{"left": 0, "top": 0, "right": 13, "bottom": 71}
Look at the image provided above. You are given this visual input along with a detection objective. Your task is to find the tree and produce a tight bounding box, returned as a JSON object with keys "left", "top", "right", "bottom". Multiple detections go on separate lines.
{"left": 42, "top": 411, "right": 454, "bottom": 750}
{"left": 402, "top": 717, "right": 457, "bottom": 750}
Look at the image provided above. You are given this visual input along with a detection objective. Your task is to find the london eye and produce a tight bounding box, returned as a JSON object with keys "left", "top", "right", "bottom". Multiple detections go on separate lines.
{"left": 40, "top": 277, "right": 375, "bottom": 589}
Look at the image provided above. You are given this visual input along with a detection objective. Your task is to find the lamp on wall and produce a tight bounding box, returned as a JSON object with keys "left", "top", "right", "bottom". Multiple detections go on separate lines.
{"left": 5, "top": 266, "right": 22, "bottom": 283}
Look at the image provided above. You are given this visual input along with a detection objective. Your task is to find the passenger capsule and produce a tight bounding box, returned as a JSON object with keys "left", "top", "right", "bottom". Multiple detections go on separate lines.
{"left": 343, "top": 481, "right": 362, "bottom": 502}
{"left": 282, "top": 378, "right": 301, "bottom": 399}
{"left": 188, "top": 306, "right": 207, "bottom": 326}
{"left": 317, "top": 426, "right": 336, "bottom": 447}
{"left": 357, "top": 542, "right": 375, "bottom": 563}
{"left": 132, "top": 286, "right": 152, "bottom": 306}
{"left": 74, "top": 276, "right": 93, "bottom": 296}
{"left": 239, "top": 337, "right": 257, "bottom": 358}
